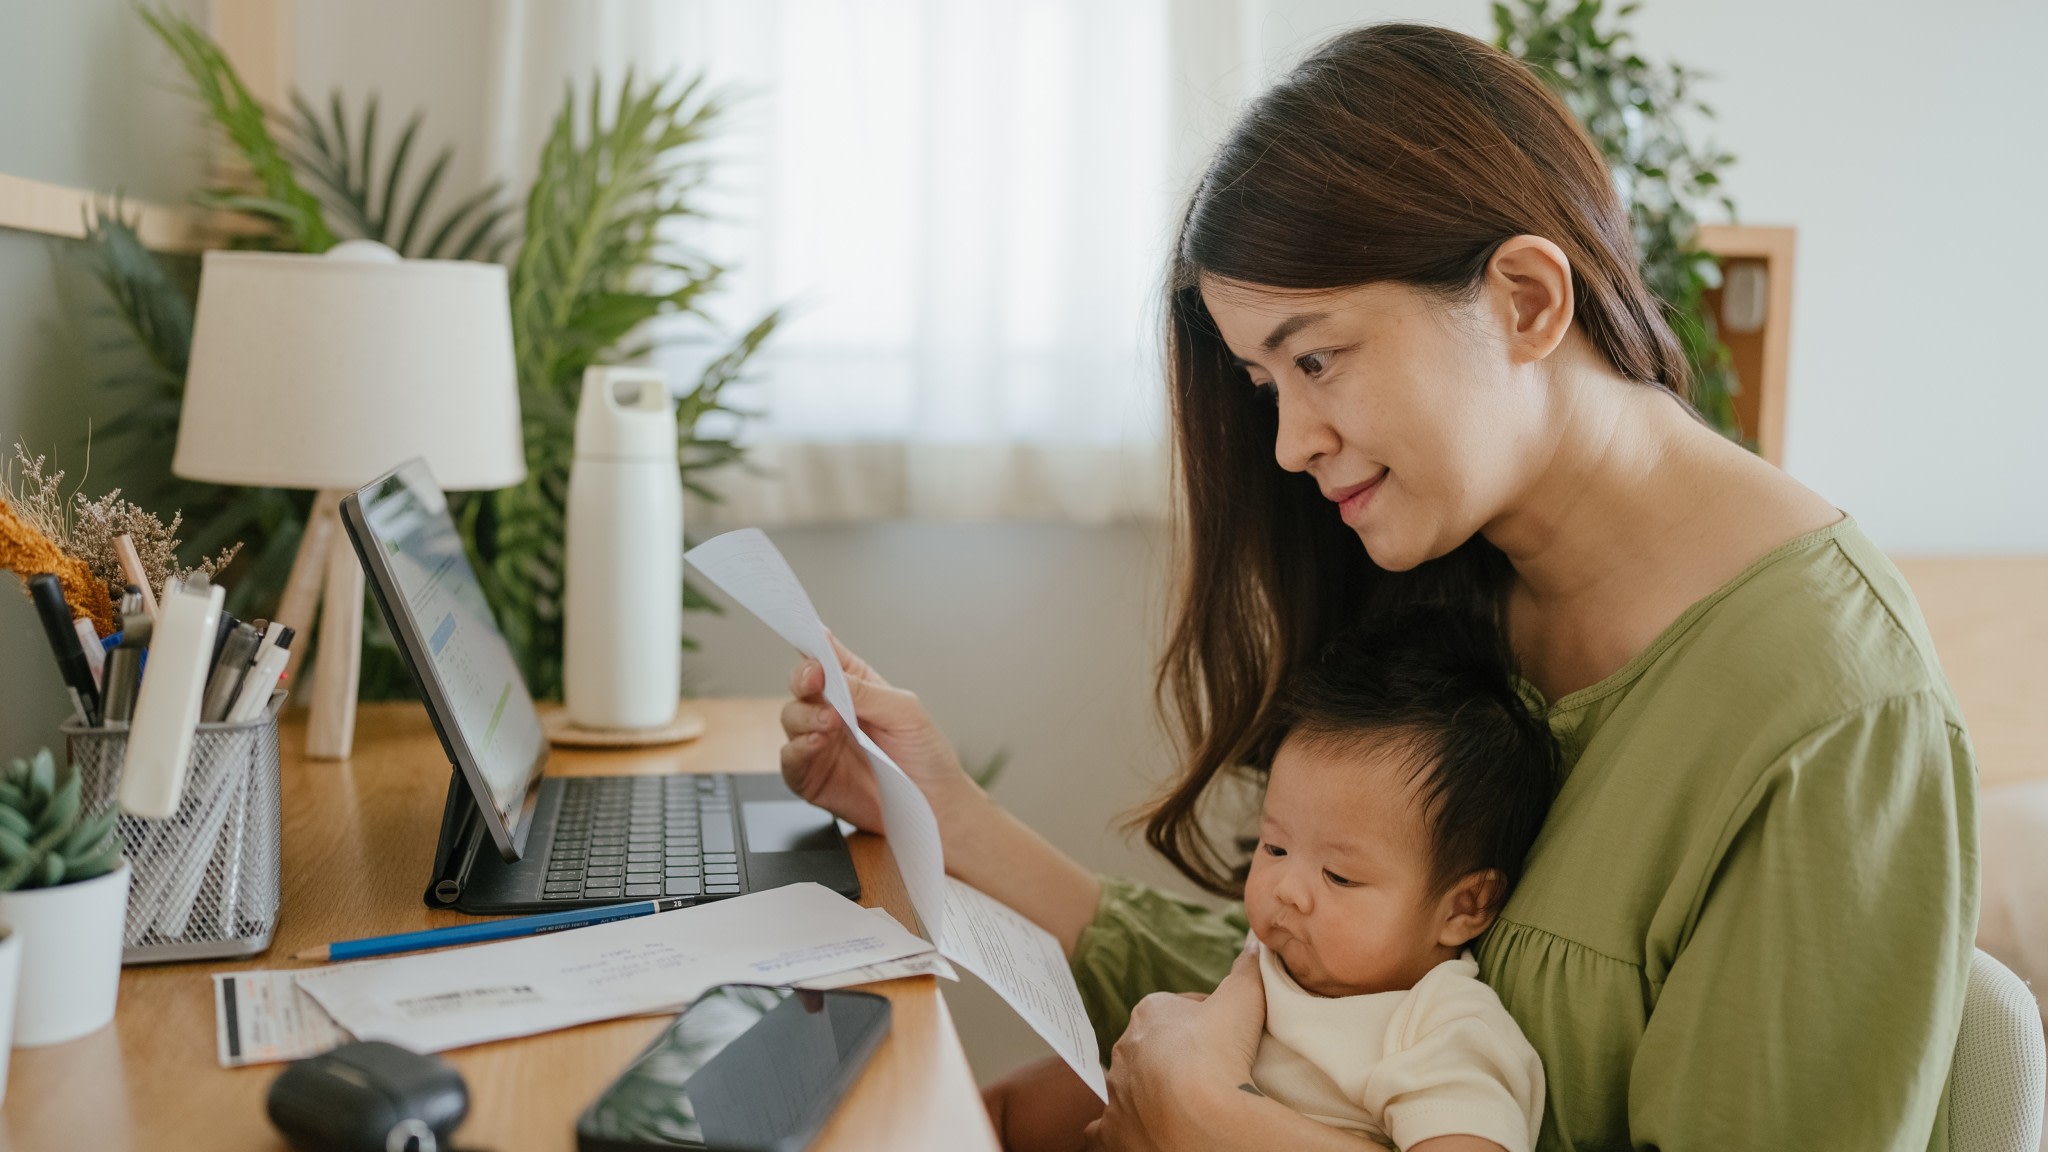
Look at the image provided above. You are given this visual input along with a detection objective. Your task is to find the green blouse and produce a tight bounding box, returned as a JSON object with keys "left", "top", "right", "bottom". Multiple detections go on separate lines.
{"left": 1070, "top": 518, "right": 1978, "bottom": 1151}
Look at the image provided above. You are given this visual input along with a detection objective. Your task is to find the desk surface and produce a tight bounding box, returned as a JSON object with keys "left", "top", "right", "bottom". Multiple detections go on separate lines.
{"left": 2, "top": 700, "right": 998, "bottom": 1152}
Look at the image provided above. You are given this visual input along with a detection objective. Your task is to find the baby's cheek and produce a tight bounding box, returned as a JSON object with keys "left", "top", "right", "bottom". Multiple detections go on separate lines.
{"left": 1242, "top": 873, "right": 1279, "bottom": 941}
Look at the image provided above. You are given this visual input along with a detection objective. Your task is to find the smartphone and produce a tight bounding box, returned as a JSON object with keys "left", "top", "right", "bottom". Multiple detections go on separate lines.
{"left": 576, "top": 984, "right": 892, "bottom": 1152}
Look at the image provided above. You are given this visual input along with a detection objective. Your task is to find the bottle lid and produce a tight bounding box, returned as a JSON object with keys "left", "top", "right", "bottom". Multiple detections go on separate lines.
{"left": 574, "top": 367, "right": 677, "bottom": 459}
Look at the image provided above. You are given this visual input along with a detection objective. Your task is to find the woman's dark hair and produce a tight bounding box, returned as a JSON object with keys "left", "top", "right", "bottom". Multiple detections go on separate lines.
{"left": 1275, "top": 610, "right": 1560, "bottom": 911}
{"left": 1145, "top": 23, "right": 1685, "bottom": 895}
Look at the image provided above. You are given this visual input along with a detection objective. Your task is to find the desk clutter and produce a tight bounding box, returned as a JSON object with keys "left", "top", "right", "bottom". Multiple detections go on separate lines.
{"left": 3, "top": 447, "right": 282, "bottom": 1056}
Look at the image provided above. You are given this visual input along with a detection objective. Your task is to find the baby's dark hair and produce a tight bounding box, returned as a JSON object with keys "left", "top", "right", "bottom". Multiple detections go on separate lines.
{"left": 1274, "top": 609, "right": 1560, "bottom": 910}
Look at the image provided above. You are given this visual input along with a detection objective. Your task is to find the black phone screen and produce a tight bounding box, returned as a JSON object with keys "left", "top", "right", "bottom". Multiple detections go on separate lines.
{"left": 576, "top": 984, "right": 891, "bottom": 1152}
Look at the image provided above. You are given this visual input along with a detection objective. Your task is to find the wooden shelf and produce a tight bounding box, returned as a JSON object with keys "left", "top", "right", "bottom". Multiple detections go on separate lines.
{"left": 1695, "top": 224, "right": 1796, "bottom": 466}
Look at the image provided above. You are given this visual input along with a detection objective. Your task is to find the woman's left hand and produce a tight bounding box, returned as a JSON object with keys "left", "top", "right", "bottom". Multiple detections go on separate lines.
{"left": 1084, "top": 946, "right": 1268, "bottom": 1152}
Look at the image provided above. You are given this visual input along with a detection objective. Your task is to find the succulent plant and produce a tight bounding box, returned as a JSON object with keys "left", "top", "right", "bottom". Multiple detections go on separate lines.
{"left": 0, "top": 749, "right": 122, "bottom": 891}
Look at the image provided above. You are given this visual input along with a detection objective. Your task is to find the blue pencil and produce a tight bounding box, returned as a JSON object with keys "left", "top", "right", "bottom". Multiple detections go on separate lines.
{"left": 292, "top": 898, "right": 694, "bottom": 962}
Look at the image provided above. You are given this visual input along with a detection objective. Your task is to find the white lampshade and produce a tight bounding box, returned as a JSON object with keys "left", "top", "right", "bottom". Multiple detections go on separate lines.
{"left": 174, "top": 241, "right": 525, "bottom": 492}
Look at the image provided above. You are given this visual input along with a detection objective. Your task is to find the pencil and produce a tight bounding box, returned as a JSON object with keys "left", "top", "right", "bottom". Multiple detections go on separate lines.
{"left": 292, "top": 897, "right": 694, "bottom": 962}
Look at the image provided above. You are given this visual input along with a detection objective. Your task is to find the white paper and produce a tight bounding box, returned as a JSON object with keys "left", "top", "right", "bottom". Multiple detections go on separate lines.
{"left": 213, "top": 970, "right": 355, "bottom": 1067}
{"left": 685, "top": 529, "right": 949, "bottom": 938}
{"left": 684, "top": 529, "right": 1108, "bottom": 1100}
{"left": 292, "top": 882, "right": 931, "bottom": 1053}
{"left": 795, "top": 951, "right": 958, "bottom": 989}
{"left": 942, "top": 878, "right": 1107, "bottom": 1098}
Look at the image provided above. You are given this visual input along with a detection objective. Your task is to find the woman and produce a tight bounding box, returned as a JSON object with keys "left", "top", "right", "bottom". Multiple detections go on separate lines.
{"left": 779, "top": 25, "right": 1975, "bottom": 1152}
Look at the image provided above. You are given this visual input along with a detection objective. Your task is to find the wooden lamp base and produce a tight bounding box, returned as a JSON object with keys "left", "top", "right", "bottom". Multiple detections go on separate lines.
{"left": 273, "top": 488, "right": 363, "bottom": 761}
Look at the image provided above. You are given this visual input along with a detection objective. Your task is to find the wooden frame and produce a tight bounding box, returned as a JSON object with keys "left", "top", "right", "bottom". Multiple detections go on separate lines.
{"left": 1695, "top": 224, "right": 1797, "bottom": 466}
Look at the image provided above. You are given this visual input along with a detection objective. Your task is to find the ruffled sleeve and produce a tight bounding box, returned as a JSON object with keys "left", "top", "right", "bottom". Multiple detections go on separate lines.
{"left": 1068, "top": 875, "right": 1249, "bottom": 1061}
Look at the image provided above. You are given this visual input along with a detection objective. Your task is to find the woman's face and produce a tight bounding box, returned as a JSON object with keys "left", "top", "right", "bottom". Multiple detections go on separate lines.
{"left": 1200, "top": 274, "right": 1546, "bottom": 572}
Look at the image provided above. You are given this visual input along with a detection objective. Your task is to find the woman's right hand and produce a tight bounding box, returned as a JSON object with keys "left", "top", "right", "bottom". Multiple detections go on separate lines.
{"left": 777, "top": 634, "right": 981, "bottom": 837}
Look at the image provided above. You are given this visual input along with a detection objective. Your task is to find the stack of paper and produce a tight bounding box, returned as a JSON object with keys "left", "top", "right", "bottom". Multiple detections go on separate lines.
{"left": 216, "top": 885, "right": 953, "bottom": 1068}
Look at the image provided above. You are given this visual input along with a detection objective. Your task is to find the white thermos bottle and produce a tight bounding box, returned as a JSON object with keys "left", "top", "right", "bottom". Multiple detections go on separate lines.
{"left": 565, "top": 366, "right": 682, "bottom": 729}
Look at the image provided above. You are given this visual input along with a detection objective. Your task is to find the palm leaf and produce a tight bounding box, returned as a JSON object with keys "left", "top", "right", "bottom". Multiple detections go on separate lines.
{"left": 282, "top": 91, "right": 517, "bottom": 261}
{"left": 139, "top": 6, "right": 335, "bottom": 252}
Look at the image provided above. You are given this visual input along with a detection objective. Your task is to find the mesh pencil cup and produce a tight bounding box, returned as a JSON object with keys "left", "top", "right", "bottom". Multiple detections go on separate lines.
{"left": 64, "top": 692, "right": 284, "bottom": 963}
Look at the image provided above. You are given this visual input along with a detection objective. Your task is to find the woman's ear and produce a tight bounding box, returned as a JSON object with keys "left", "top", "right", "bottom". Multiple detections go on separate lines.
{"left": 1483, "top": 235, "right": 1575, "bottom": 365}
{"left": 1436, "top": 869, "right": 1507, "bottom": 948}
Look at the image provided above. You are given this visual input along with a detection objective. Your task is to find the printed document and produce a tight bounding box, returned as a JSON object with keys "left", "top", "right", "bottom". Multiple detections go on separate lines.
{"left": 686, "top": 529, "right": 1108, "bottom": 1098}
{"left": 293, "top": 882, "right": 930, "bottom": 1053}
{"left": 216, "top": 910, "right": 945, "bottom": 1068}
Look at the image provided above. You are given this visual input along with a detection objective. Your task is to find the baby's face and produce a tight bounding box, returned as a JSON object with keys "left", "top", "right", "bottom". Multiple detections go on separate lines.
{"left": 1245, "top": 733, "right": 1467, "bottom": 998}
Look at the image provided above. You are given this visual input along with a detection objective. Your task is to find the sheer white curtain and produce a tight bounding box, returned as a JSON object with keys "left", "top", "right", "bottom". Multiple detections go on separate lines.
{"left": 484, "top": 0, "right": 1261, "bottom": 524}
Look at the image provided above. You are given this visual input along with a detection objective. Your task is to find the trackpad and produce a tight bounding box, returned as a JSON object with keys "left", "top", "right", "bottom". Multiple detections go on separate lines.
{"left": 742, "top": 800, "right": 841, "bottom": 853}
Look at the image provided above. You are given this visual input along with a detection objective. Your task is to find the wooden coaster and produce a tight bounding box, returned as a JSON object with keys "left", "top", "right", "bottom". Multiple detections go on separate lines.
{"left": 539, "top": 703, "right": 708, "bottom": 748}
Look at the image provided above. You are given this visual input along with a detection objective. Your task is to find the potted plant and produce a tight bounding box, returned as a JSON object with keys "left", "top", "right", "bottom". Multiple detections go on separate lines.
{"left": 0, "top": 749, "right": 127, "bottom": 1046}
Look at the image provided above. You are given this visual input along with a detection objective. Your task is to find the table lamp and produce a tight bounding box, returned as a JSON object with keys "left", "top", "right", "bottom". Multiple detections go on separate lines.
{"left": 175, "top": 240, "right": 524, "bottom": 760}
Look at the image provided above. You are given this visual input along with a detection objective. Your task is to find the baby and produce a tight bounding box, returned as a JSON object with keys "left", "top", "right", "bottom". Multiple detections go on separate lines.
{"left": 1245, "top": 611, "right": 1560, "bottom": 1151}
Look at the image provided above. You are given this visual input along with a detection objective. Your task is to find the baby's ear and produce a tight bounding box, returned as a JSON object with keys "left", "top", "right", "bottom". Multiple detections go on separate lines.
{"left": 1437, "top": 868, "right": 1507, "bottom": 948}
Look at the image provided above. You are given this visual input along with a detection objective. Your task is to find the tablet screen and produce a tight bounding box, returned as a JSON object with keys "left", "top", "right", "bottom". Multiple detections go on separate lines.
{"left": 350, "top": 460, "right": 546, "bottom": 851}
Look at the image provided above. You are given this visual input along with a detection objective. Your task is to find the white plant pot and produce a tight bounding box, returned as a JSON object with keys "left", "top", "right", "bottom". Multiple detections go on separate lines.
{"left": 0, "top": 859, "right": 129, "bottom": 1047}
{"left": 0, "top": 928, "right": 18, "bottom": 1104}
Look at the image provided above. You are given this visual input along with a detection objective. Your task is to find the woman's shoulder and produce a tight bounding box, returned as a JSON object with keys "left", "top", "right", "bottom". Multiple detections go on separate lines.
{"left": 1624, "top": 515, "right": 1965, "bottom": 738}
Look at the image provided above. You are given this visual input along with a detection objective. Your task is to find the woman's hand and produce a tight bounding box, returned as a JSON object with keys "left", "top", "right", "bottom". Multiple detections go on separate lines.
{"left": 777, "top": 634, "right": 983, "bottom": 838}
{"left": 1084, "top": 947, "right": 1269, "bottom": 1151}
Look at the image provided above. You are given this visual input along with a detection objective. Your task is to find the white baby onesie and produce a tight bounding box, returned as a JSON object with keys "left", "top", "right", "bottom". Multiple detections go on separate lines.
{"left": 1252, "top": 943, "right": 1544, "bottom": 1151}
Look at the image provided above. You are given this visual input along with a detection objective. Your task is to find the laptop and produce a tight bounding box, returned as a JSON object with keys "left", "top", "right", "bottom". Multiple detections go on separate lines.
{"left": 339, "top": 458, "right": 860, "bottom": 915}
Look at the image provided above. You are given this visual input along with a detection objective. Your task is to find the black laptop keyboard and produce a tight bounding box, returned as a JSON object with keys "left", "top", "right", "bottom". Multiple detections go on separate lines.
{"left": 542, "top": 776, "right": 743, "bottom": 901}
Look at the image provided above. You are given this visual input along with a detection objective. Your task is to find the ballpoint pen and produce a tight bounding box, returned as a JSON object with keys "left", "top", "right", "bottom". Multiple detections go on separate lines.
{"left": 292, "top": 898, "right": 695, "bottom": 962}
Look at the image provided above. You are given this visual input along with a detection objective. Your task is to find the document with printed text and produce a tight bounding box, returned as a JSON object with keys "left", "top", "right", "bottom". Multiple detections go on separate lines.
{"left": 292, "top": 882, "right": 932, "bottom": 1053}
{"left": 686, "top": 529, "right": 1108, "bottom": 1098}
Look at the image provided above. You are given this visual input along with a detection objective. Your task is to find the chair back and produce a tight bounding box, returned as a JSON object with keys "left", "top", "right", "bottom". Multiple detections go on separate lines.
{"left": 1951, "top": 948, "right": 2046, "bottom": 1152}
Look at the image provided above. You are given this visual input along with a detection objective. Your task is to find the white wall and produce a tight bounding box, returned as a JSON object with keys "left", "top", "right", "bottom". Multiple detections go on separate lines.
{"left": 0, "top": 0, "right": 211, "bottom": 761}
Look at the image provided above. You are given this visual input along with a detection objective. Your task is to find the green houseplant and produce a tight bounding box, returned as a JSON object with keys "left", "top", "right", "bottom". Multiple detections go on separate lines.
{"left": 80, "top": 9, "right": 775, "bottom": 700}
{"left": 1494, "top": 0, "right": 1745, "bottom": 443}
{"left": 0, "top": 749, "right": 130, "bottom": 1046}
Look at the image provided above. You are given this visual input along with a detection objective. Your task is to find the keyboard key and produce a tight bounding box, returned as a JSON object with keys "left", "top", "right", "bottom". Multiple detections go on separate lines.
{"left": 665, "top": 865, "right": 701, "bottom": 878}
{"left": 583, "top": 885, "right": 625, "bottom": 898}
{"left": 624, "top": 883, "right": 662, "bottom": 897}
{"left": 626, "top": 851, "right": 661, "bottom": 864}
{"left": 702, "top": 852, "right": 737, "bottom": 865}
{"left": 704, "top": 863, "right": 739, "bottom": 877}
{"left": 543, "top": 889, "right": 579, "bottom": 900}
{"left": 666, "top": 877, "right": 702, "bottom": 897}
{"left": 702, "top": 824, "right": 736, "bottom": 854}
{"left": 705, "top": 882, "right": 741, "bottom": 895}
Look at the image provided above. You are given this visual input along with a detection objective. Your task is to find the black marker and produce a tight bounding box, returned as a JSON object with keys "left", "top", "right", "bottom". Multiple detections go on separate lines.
{"left": 28, "top": 574, "right": 102, "bottom": 725}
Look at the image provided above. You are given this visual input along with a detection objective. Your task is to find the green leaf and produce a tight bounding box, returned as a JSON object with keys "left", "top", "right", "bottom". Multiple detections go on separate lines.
{"left": 138, "top": 6, "right": 335, "bottom": 252}
{"left": 283, "top": 91, "right": 516, "bottom": 260}
{"left": 0, "top": 852, "right": 37, "bottom": 893}
{"left": 28, "top": 750, "right": 54, "bottom": 805}
{"left": 32, "top": 771, "right": 81, "bottom": 852}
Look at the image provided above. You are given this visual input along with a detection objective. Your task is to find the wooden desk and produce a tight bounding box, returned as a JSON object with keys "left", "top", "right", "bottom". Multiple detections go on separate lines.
{"left": 1, "top": 700, "right": 998, "bottom": 1152}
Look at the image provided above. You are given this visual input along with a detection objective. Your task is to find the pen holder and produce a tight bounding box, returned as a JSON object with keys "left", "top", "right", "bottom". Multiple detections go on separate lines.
{"left": 64, "top": 693, "right": 285, "bottom": 964}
